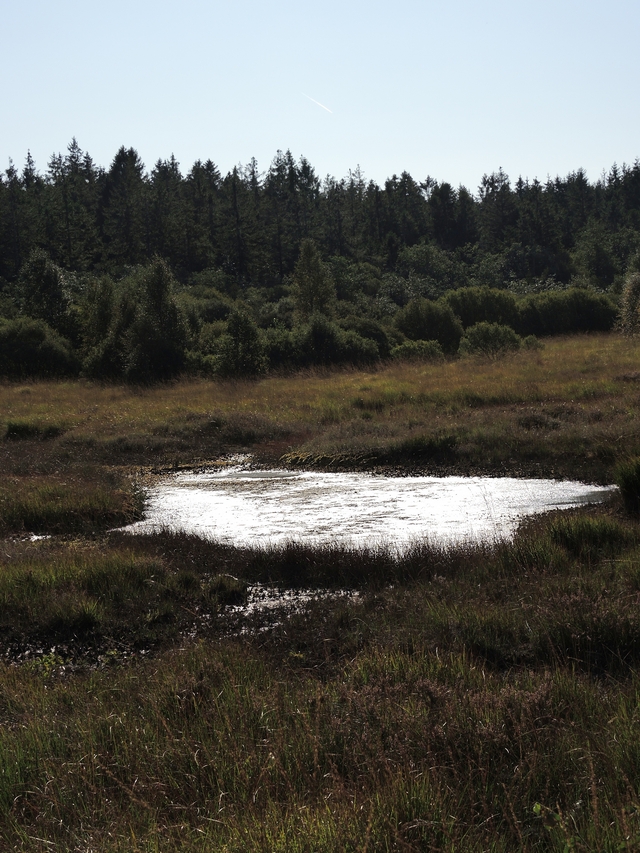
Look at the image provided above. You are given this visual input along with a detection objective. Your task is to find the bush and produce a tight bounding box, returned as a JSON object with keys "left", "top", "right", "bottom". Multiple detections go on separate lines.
{"left": 123, "top": 259, "right": 187, "bottom": 382}
{"left": 17, "top": 248, "right": 70, "bottom": 333}
{"left": 443, "top": 286, "right": 519, "bottom": 329}
{"left": 459, "top": 322, "right": 522, "bottom": 357}
{"left": 391, "top": 340, "right": 444, "bottom": 362}
{"left": 0, "top": 318, "right": 79, "bottom": 379}
{"left": 216, "top": 310, "right": 266, "bottom": 378}
{"left": 263, "top": 326, "right": 301, "bottom": 371}
{"left": 394, "top": 298, "right": 463, "bottom": 354}
{"left": 517, "top": 288, "right": 617, "bottom": 337}
{"left": 295, "top": 315, "right": 378, "bottom": 368}
{"left": 522, "top": 334, "right": 544, "bottom": 351}
{"left": 338, "top": 317, "right": 392, "bottom": 358}
{"left": 83, "top": 259, "right": 187, "bottom": 383}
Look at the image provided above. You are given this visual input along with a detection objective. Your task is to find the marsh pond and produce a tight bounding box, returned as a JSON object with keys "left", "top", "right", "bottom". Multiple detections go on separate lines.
{"left": 125, "top": 466, "right": 615, "bottom": 549}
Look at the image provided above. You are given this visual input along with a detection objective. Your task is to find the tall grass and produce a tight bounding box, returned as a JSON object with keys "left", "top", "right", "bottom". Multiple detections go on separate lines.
{"left": 0, "top": 477, "right": 142, "bottom": 534}
{"left": 1, "top": 631, "right": 640, "bottom": 850}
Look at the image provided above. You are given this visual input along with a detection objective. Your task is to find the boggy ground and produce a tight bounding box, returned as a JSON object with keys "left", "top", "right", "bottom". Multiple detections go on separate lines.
{"left": 3, "top": 332, "right": 640, "bottom": 851}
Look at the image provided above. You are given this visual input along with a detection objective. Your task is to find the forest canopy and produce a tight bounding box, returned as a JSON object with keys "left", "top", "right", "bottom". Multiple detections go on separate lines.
{"left": 0, "top": 141, "right": 635, "bottom": 380}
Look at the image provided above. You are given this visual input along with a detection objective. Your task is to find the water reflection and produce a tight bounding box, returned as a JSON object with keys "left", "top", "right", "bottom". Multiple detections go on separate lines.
{"left": 124, "top": 468, "right": 616, "bottom": 549}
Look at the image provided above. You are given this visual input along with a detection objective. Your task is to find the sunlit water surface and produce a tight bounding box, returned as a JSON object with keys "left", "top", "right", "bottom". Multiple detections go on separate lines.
{"left": 124, "top": 468, "right": 616, "bottom": 549}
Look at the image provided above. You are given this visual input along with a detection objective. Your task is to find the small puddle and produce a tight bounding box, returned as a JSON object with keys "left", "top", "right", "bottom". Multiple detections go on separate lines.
{"left": 124, "top": 467, "right": 616, "bottom": 548}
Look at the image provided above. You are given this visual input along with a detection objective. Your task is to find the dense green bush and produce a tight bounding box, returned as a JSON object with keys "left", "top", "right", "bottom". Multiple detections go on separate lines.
{"left": 83, "top": 259, "right": 187, "bottom": 383}
{"left": 443, "top": 286, "right": 519, "bottom": 329}
{"left": 391, "top": 339, "right": 444, "bottom": 362}
{"left": 459, "top": 322, "right": 522, "bottom": 357}
{"left": 295, "top": 314, "right": 378, "bottom": 367}
{"left": 517, "top": 288, "right": 617, "bottom": 336}
{"left": 394, "top": 298, "right": 463, "bottom": 354}
{"left": 619, "top": 271, "right": 640, "bottom": 335}
{"left": 216, "top": 310, "right": 266, "bottom": 377}
{"left": 0, "top": 318, "right": 79, "bottom": 379}
{"left": 17, "top": 249, "right": 70, "bottom": 334}
{"left": 338, "top": 317, "right": 392, "bottom": 358}
{"left": 263, "top": 326, "right": 301, "bottom": 371}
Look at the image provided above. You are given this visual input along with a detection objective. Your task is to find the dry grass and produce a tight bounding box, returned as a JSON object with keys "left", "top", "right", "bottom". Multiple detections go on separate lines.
{"left": 0, "top": 334, "right": 639, "bottom": 481}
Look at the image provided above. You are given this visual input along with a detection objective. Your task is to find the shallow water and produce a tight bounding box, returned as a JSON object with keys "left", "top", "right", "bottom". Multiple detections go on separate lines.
{"left": 124, "top": 467, "right": 616, "bottom": 549}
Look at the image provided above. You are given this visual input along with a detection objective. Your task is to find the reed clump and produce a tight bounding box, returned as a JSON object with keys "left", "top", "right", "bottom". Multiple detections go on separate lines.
{"left": 616, "top": 456, "right": 640, "bottom": 514}
{"left": 0, "top": 476, "right": 142, "bottom": 535}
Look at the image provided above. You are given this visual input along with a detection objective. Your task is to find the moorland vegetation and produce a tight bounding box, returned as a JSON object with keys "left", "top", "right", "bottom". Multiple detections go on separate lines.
{"left": 4, "top": 146, "right": 640, "bottom": 850}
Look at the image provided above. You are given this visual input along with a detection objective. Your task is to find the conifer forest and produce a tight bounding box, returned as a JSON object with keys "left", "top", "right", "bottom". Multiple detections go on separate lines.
{"left": 0, "top": 140, "right": 637, "bottom": 380}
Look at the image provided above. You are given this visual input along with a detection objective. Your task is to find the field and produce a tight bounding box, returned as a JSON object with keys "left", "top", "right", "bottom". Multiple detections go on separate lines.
{"left": 2, "top": 333, "right": 640, "bottom": 851}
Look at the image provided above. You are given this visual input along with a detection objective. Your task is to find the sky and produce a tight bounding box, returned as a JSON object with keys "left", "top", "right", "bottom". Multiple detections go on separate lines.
{"left": 2, "top": 0, "right": 640, "bottom": 194}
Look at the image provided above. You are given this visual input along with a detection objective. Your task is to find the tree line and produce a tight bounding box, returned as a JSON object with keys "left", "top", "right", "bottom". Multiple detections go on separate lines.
{"left": 0, "top": 140, "right": 636, "bottom": 380}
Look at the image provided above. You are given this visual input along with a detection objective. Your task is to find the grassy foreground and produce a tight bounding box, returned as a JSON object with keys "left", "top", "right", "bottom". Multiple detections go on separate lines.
{"left": 3, "top": 333, "right": 640, "bottom": 850}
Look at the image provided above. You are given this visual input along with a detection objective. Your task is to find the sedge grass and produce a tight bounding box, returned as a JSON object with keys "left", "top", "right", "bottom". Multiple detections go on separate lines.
{"left": 0, "top": 476, "right": 142, "bottom": 535}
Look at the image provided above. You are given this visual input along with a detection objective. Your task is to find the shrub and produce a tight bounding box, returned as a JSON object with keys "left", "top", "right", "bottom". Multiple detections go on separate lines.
{"left": 394, "top": 298, "right": 463, "bottom": 354}
{"left": 295, "top": 315, "right": 378, "bottom": 367}
{"left": 83, "top": 259, "right": 187, "bottom": 383}
{"left": 263, "top": 326, "right": 301, "bottom": 371}
{"left": 517, "top": 288, "right": 618, "bottom": 337}
{"left": 293, "top": 240, "right": 336, "bottom": 321}
{"left": 391, "top": 339, "right": 444, "bottom": 362}
{"left": 17, "top": 248, "right": 70, "bottom": 333}
{"left": 522, "top": 334, "right": 544, "bottom": 350}
{"left": 0, "top": 317, "right": 79, "bottom": 379}
{"left": 4, "top": 421, "right": 64, "bottom": 441}
{"left": 216, "top": 310, "right": 266, "bottom": 378}
{"left": 338, "top": 317, "right": 392, "bottom": 358}
{"left": 459, "top": 322, "right": 522, "bottom": 357}
{"left": 123, "top": 259, "right": 188, "bottom": 382}
{"left": 443, "top": 286, "right": 519, "bottom": 329}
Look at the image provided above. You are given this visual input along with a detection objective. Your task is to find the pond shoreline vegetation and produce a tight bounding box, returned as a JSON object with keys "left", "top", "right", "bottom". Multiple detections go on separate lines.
{"left": 2, "top": 336, "right": 640, "bottom": 849}
{"left": 4, "top": 146, "right": 640, "bottom": 849}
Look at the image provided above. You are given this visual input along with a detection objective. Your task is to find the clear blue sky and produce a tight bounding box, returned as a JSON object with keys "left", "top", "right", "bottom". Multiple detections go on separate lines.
{"left": 3, "top": 0, "right": 639, "bottom": 193}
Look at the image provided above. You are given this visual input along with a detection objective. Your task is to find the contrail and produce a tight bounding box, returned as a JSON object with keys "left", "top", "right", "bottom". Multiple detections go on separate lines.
{"left": 302, "top": 93, "right": 333, "bottom": 113}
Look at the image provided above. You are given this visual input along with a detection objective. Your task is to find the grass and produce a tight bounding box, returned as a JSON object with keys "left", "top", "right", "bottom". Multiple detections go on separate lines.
{"left": 3, "top": 510, "right": 640, "bottom": 850}
{"left": 4, "top": 332, "right": 640, "bottom": 849}
{"left": 1, "top": 334, "right": 640, "bottom": 483}
{"left": 0, "top": 475, "right": 142, "bottom": 535}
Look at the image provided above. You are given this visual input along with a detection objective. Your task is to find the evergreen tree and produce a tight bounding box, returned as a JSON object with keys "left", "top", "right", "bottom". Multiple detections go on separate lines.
{"left": 100, "top": 147, "right": 148, "bottom": 268}
{"left": 292, "top": 239, "right": 336, "bottom": 321}
{"left": 124, "top": 258, "right": 187, "bottom": 382}
{"left": 17, "top": 248, "right": 70, "bottom": 333}
{"left": 216, "top": 308, "right": 266, "bottom": 377}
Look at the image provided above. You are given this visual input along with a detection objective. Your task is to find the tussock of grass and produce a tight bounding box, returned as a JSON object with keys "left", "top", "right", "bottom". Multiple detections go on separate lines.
{"left": 0, "top": 477, "right": 142, "bottom": 534}
{"left": 3, "top": 419, "right": 65, "bottom": 440}
{"left": 616, "top": 456, "right": 640, "bottom": 514}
